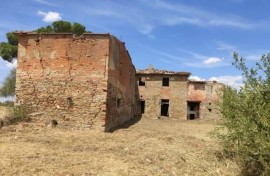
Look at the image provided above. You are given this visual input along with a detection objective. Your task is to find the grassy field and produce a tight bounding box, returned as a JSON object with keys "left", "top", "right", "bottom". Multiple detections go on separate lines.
{"left": 0, "top": 108, "right": 239, "bottom": 176}
{"left": 0, "top": 106, "right": 10, "bottom": 119}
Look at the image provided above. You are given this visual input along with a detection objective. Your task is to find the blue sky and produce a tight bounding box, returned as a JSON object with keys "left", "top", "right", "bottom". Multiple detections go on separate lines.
{"left": 1, "top": 0, "right": 270, "bottom": 88}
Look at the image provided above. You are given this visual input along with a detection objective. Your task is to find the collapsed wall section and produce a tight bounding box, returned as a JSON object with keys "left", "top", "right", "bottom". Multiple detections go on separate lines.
{"left": 188, "top": 81, "right": 224, "bottom": 118}
{"left": 105, "top": 37, "right": 139, "bottom": 131}
{"left": 16, "top": 33, "right": 109, "bottom": 128}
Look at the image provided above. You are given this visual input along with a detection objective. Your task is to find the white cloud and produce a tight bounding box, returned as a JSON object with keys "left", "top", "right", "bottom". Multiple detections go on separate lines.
{"left": 148, "top": 0, "right": 255, "bottom": 29}
{"left": 189, "top": 75, "right": 243, "bottom": 88}
{"left": 203, "top": 57, "right": 223, "bottom": 65}
{"left": 0, "top": 58, "right": 17, "bottom": 69}
{"left": 37, "top": 10, "right": 62, "bottom": 23}
{"left": 189, "top": 76, "right": 206, "bottom": 81}
{"left": 33, "top": 0, "right": 56, "bottom": 6}
{"left": 209, "top": 75, "right": 243, "bottom": 88}
{"left": 6, "top": 59, "right": 17, "bottom": 68}
{"left": 216, "top": 41, "right": 237, "bottom": 52}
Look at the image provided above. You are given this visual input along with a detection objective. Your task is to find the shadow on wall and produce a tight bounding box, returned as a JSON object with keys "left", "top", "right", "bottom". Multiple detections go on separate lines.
{"left": 109, "top": 114, "right": 142, "bottom": 132}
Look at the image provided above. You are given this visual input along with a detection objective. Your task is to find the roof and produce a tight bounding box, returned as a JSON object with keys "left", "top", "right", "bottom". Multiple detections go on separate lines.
{"left": 14, "top": 31, "right": 112, "bottom": 37}
{"left": 188, "top": 80, "right": 225, "bottom": 86}
{"left": 136, "top": 65, "right": 191, "bottom": 76}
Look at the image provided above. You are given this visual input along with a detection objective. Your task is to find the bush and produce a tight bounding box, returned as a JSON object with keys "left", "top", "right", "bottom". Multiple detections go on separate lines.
{"left": 9, "top": 105, "right": 30, "bottom": 124}
{"left": 0, "top": 101, "right": 14, "bottom": 107}
{"left": 215, "top": 52, "right": 270, "bottom": 176}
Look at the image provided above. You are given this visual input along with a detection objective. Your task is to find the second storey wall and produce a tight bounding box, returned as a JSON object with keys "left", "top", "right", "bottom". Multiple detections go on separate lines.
{"left": 138, "top": 75, "right": 188, "bottom": 119}
{"left": 16, "top": 34, "right": 109, "bottom": 128}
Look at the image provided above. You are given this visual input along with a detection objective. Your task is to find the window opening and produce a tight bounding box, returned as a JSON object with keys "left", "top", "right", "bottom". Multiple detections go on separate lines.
{"left": 139, "top": 77, "right": 145, "bottom": 86}
{"left": 162, "top": 78, "right": 169, "bottom": 87}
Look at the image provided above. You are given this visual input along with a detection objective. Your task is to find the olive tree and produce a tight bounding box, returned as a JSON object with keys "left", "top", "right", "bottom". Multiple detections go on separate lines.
{"left": 217, "top": 52, "right": 270, "bottom": 175}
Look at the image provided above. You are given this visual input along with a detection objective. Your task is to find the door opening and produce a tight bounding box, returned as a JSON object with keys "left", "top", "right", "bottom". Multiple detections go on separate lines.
{"left": 140, "top": 100, "right": 145, "bottom": 114}
{"left": 161, "top": 99, "right": 169, "bottom": 117}
{"left": 187, "top": 101, "right": 200, "bottom": 120}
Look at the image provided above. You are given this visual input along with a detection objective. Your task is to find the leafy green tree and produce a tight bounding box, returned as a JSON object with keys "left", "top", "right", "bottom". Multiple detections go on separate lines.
{"left": 52, "top": 20, "right": 72, "bottom": 33}
{"left": 35, "top": 25, "right": 54, "bottom": 33}
{"left": 0, "top": 42, "right": 17, "bottom": 62}
{"left": 6, "top": 32, "right": 18, "bottom": 45}
{"left": 72, "top": 22, "right": 86, "bottom": 35}
{"left": 0, "top": 32, "right": 18, "bottom": 62}
{"left": 217, "top": 52, "right": 270, "bottom": 175}
{"left": 0, "top": 69, "right": 16, "bottom": 97}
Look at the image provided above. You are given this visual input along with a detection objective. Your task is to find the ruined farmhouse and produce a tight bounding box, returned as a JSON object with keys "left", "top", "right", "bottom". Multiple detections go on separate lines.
{"left": 15, "top": 32, "right": 223, "bottom": 131}
{"left": 16, "top": 33, "right": 139, "bottom": 131}
{"left": 137, "top": 67, "right": 223, "bottom": 120}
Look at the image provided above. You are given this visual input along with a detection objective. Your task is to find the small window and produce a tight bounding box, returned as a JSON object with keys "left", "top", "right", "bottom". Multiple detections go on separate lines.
{"left": 139, "top": 77, "right": 145, "bottom": 86}
{"left": 162, "top": 78, "right": 169, "bottom": 87}
{"left": 194, "top": 84, "right": 205, "bottom": 90}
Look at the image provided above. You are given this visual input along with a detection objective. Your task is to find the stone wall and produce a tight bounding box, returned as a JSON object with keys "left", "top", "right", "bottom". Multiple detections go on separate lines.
{"left": 16, "top": 33, "right": 139, "bottom": 131}
{"left": 137, "top": 74, "right": 189, "bottom": 119}
{"left": 16, "top": 33, "right": 110, "bottom": 129}
{"left": 105, "top": 37, "right": 139, "bottom": 131}
{"left": 188, "top": 81, "right": 224, "bottom": 118}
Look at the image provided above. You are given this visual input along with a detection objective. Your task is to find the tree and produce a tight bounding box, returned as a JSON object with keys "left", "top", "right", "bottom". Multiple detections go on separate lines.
{"left": 52, "top": 20, "right": 72, "bottom": 33}
{"left": 72, "top": 22, "right": 86, "bottom": 35}
{"left": 35, "top": 25, "right": 54, "bottom": 33}
{"left": 0, "top": 42, "right": 17, "bottom": 62}
{"left": 217, "top": 52, "right": 270, "bottom": 175}
{"left": 0, "top": 69, "right": 16, "bottom": 97}
{"left": 0, "top": 32, "right": 18, "bottom": 62}
{"left": 6, "top": 32, "right": 18, "bottom": 45}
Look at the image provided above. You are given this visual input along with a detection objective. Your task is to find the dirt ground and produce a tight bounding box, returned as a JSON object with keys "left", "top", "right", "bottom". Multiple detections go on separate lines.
{"left": 0, "top": 107, "right": 239, "bottom": 176}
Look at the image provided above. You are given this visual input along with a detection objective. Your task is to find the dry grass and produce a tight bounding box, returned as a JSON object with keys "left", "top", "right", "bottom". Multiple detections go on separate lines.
{"left": 0, "top": 106, "right": 10, "bottom": 119}
{"left": 0, "top": 116, "right": 239, "bottom": 176}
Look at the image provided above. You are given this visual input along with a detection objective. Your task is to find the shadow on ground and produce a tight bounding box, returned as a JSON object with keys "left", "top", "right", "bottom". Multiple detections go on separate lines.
{"left": 110, "top": 115, "right": 142, "bottom": 132}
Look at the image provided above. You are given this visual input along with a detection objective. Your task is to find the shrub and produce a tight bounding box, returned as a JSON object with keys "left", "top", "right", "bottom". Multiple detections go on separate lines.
{"left": 9, "top": 105, "right": 30, "bottom": 124}
{"left": 215, "top": 52, "right": 270, "bottom": 176}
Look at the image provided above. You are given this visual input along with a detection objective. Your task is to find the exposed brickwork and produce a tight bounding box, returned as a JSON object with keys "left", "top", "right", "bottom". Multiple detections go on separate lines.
{"left": 136, "top": 67, "right": 223, "bottom": 120}
{"left": 137, "top": 67, "right": 190, "bottom": 119}
{"left": 188, "top": 81, "right": 223, "bottom": 119}
{"left": 16, "top": 33, "right": 138, "bottom": 131}
{"left": 105, "top": 37, "right": 139, "bottom": 131}
{"left": 15, "top": 32, "right": 223, "bottom": 131}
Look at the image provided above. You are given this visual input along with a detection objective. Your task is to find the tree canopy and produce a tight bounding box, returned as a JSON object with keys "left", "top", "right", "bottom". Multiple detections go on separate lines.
{"left": 35, "top": 21, "right": 89, "bottom": 35}
{"left": 0, "top": 69, "right": 16, "bottom": 97}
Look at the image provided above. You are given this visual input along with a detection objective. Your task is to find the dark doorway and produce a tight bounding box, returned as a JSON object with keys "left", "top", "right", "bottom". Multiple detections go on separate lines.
{"left": 187, "top": 101, "right": 200, "bottom": 120}
{"left": 161, "top": 99, "right": 169, "bottom": 116}
{"left": 140, "top": 100, "right": 145, "bottom": 114}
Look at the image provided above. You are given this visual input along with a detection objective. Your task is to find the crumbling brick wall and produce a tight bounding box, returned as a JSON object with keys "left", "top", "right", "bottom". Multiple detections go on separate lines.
{"left": 105, "top": 37, "right": 139, "bottom": 131}
{"left": 188, "top": 81, "right": 224, "bottom": 118}
{"left": 136, "top": 68, "right": 190, "bottom": 119}
{"left": 16, "top": 33, "right": 138, "bottom": 131}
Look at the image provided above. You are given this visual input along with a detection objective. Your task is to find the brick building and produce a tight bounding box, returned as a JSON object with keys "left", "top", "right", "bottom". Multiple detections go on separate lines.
{"left": 187, "top": 80, "right": 223, "bottom": 119}
{"left": 16, "top": 33, "right": 139, "bottom": 131}
{"left": 136, "top": 66, "right": 191, "bottom": 119}
{"left": 15, "top": 32, "right": 223, "bottom": 131}
{"left": 136, "top": 66, "right": 223, "bottom": 120}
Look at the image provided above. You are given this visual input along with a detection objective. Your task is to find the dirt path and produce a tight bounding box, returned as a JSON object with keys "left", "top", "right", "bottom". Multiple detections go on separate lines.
{"left": 0, "top": 118, "right": 239, "bottom": 176}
